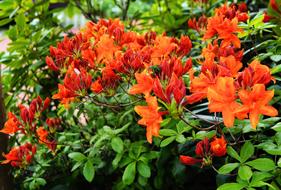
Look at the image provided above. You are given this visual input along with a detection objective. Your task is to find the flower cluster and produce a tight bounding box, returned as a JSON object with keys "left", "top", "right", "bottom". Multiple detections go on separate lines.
{"left": 186, "top": 3, "right": 277, "bottom": 128}
{"left": 180, "top": 137, "right": 227, "bottom": 167}
{"left": 1, "top": 96, "right": 57, "bottom": 167}
{"left": 46, "top": 18, "right": 193, "bottom": 143}
{"left": 2, "top": 143, "right": 36, "bottom": 168}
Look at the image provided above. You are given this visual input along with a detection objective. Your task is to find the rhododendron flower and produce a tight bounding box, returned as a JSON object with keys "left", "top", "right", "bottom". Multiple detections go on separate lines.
{"left": 129, "top": 71, "right": 154, "bottom": 97}
{"left": 95, "top": 34, "right": 119, "bottom": 63}
{"left": 160, "top": 58, "right": 192, "bottom": 78}
{"left": 177, "top": 36, "right": 192, "bottom": 56}
{"left": 46, "top": 118, "right": 61, "bottom": 133}
{"left": 180, "top": 137, "right": 226, "bottom": 167}
{"left": 0, "top": 112, "right": 21, "bottom": 134}
{"left": 186, "top": 68, "right": 219, "bottom": 104}
{"left": 210, "top": 136, "right": 227, "bottom": 156}
{"left": 37, "top": 127, "right": 57, "bottom": 151}
{"left": 53, "top": 67, "right": 92, "bottom": 105}
{"left": 134, "top": 95, "right": 162, "bottom": 143}
{"left": 0, "top": 96, "right": 50, "bottom": 134}
{"left": 236, "top": 60, "right": 273, "bottom": 88}
{"left": 207, "top": 77, "right": 240, "bottom": 127}
{"left": 153, "top": 73, "right": 186, "bottom": 104}
{"left": 46, "top": 56, "right": 59, "bottom": 71}
{"left": 188, "top": 15, "right": 208, "bottom": 33}
{"left": 2, "top": 143, "right": 36, "bottom": 167}
{"left": 91, "top": 78, "right": 103, "bottom": 93}
{"left": 236, "top": 84, "right": 278, "bottom": 128}
{"left": 219, "top": 55, "right": 242, "bottom": 76}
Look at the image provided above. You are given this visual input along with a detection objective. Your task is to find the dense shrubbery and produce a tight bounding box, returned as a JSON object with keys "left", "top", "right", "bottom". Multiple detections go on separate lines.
{"left": 1, "top": 0, "right": 281, "bottom": 190}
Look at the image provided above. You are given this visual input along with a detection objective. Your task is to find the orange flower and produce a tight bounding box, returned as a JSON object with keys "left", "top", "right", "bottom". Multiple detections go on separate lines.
{"left": 236, "top": 60, "right": 273, "bottom": 88}
{"left": 95, "top": 34, "right": 119, "bottom": 63}
{"left": 91, "top": 78, "right": 103, "bottom": 93}
{"left": 236, "top": 84, "right": 278, "bottom": 128}
{"left": 217, "top": 18, "right": 241, "bottom": 48}
{"left": 219, "top": 55, "right": 242, "bottom": 77}
{"left": 129, "top": 72, "right": 154, "bottom": 97}
{"left": 204, "top": 16, "right": 241, "bottom": 48}
{"left": 207, "top": 77, "right": 240, "bottom": 127}
{"left": 134, "top": 96, "right": 162, "bottom": 143}
{"left": 0, "top": 112, "right": 21, "bottom": 134}
{"left": 2, "top": 143, "right": 36, "bottom": 167}
{"left": 37, "top": 127, "right": 57, "bottom": 151}
{"left": 210, "top": 136, "right": 227, "bottom": 156}
{"left": 186, "top": 69, "right": 217, "bottom": 104}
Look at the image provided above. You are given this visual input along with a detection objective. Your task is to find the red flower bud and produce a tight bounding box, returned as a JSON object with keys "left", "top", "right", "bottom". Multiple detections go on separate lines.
{"left": 179, "top": 155, "right": 202, "bottom": 166}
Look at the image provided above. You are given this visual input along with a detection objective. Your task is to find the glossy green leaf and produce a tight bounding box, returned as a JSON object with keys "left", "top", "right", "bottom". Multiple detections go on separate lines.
{"left": 246, "top": 158, "right": 275, "bottom": 171}
{"left": 218, "top": 163, "right": 240, "bottom": 174}
{"left": 137, "top": 161, "right": 151, "bottom": 178}
{"left": 111, "top": 136, "right": 124, "bottom": 153}
{"left": 83, "top": 160, "right": 95, "bottom": 182}
{"left": 122, "top": 161, "right": 136, "bottom": 185}
{"left": 240, "top": 141, "right": 254, "bottom": 162}
{"left": 238, "top": 165, "right": 252, "bottom": 181}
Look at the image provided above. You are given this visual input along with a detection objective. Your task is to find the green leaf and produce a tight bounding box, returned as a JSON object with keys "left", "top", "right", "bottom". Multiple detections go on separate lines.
{"left": 240, "top": 141, "right": 254, "bottom": 163}
{"left": 246, "top": 158, "right": 275, "bottom": 171}
{"left": 176, "top": 120, "right": 192, "bottom": 134}
{"left": 270, "top": 55, "right": 281, "bottom": 62}
{"left": 160, "top": 136, "right": 176, "bottom": 147}
{"left": 71, "top": 162, "right": 82, "bottom": 172}
{"left": 159, "top": 129, "right": 177, "bottom": 136}
{"left": 122, "top": 161, "right": 136, "bottom": 185}
{"left": 271, "top": 64, "right": 281, "bottom": 74}
{"left": 68, "top": 152, "right": 86, "bottom": 162}
{"left": 227, "top": 146, "right": 241, "bottom": 161}
{"left": 218, "top": 163, "right": 240, "bottom": 174}
{"left": 112, "top": 152, "right": 123, "bottom": 169}
{"left": 251, "top": 172, "right": 273, "bottom": 184}
{"left": 238, "top": 165, "right": 252, "bottom": 181}
{"left": 264, "top": 147, "right": 281, "bottom": 155}
{"left": 0, "top": 18, "right": 12, "bottom": 26}
{"left": 160, "top": 118, "right": 171, "bottom": 127}
{"left": 111, "top": 136, "right": 124, "bottom": 153}
{"left": 15, "top": 13, "right": 26, "bottom": 30}
{"left": 83, "top": 160, "right": 95, "bottom": 182}
{"left": 217, "top": 183, "right": 246, "bottom": 190}
{"left": 176, "top": 134, "right": 186, "bottom": 144}
{"left": 137, "top": 161, "right": 151, "bottom": 178}
{"left": 272, "top": 122, "right": 281, "bottom": 132}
